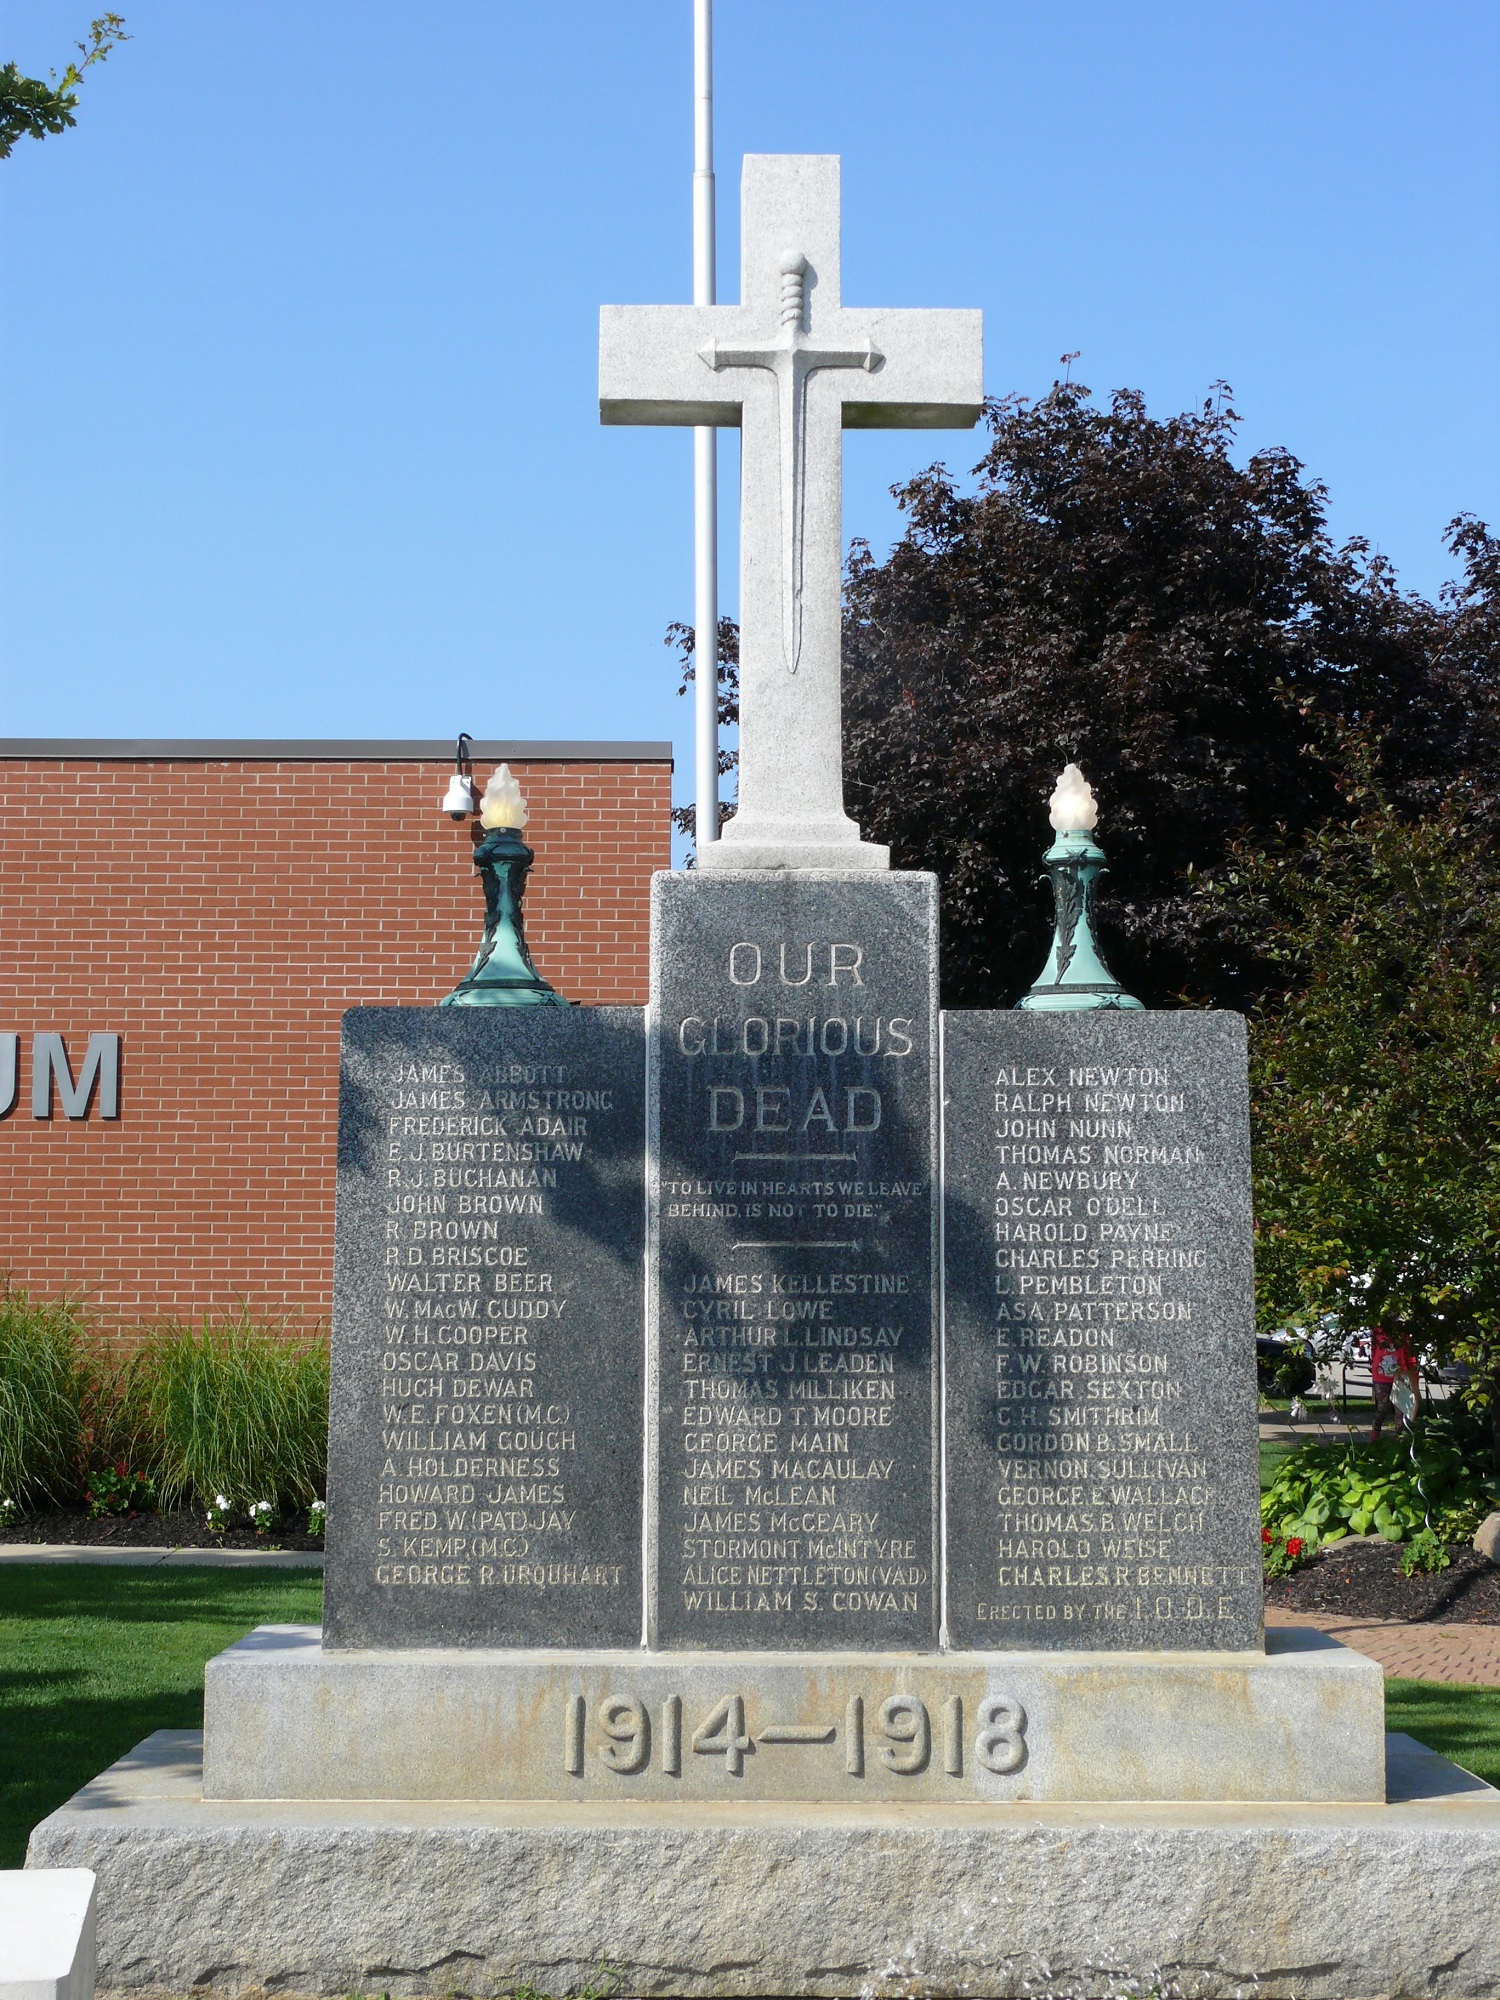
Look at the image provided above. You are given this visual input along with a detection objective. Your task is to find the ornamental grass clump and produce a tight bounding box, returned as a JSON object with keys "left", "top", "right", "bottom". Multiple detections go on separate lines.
{"left": 127, "top": 1311, "right": 327, "bottom": 1515}
{"left": 0, "top": 1284, "right": 91, "bottom": 1507}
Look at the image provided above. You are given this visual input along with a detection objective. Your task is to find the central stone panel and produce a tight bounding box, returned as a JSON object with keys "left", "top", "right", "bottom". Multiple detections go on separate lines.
{"left": 650, "top": 872, "right": 939, "bottom": 1651}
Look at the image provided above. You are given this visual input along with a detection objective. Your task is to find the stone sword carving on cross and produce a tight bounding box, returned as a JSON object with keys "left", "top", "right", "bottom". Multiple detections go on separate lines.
{"left": 699, "top": 249, "right": 883, "bottom": 679}
{"left": 600, "top": 155, "right": 982, "bottom": 871}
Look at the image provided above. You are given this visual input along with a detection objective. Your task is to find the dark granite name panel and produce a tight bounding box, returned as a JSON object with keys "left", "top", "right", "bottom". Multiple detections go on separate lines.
{"left": 942, "top": 1011, "right": 1261, "bottom": 1651}
{"left": 650, "top": 872, "right": 940, "bottom": 1652}
{"left": 323, "top": 1007, "right": 644, "bottom": 1650}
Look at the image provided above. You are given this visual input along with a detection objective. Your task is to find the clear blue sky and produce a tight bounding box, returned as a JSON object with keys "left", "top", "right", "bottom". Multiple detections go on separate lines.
{"left": 3, "top": 1, "right": 1496, "bottom": 811}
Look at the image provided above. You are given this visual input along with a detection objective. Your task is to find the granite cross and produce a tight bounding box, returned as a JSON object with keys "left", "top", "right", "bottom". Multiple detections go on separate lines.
{"left": 600, "top": 154, "right": 983, "bottom": 870}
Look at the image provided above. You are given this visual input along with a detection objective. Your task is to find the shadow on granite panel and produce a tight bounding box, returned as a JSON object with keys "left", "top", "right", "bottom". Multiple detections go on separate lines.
{"left": 324, "top": 1006, "right": 645, "bottom": 1649}
{"left": 650, "top": 873, "right": 940, "bottom": 1653}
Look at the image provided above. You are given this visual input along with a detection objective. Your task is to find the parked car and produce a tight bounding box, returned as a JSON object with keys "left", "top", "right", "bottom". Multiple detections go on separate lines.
{"left": 1256, "top": 1333, "right": 1315, "bottom": 1398}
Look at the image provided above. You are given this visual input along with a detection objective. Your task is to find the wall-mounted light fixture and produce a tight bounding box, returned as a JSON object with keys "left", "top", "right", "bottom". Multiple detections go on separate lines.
{"left": 441, "top": 732, "right": 478, "bottom": 819}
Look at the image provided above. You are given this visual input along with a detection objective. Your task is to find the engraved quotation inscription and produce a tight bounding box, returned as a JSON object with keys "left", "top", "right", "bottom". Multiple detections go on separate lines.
{"left": 653, "top": 882, "right": 939, "bottom": 1651}
{"left": 944, "top": 1014, "right": 1260, "bottom": 1651}
{"left": 326, "top": 1010, "right": 643, "bottom": 1648}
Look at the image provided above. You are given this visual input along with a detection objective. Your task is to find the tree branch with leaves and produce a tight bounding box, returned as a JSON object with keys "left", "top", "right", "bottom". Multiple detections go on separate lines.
{"left": 1, "top": 14, "right": 128, "bottom": 160}
{"left": 840, "top": 382, "right": 1499, "bottom": 1010}
{"left": 1205, "top": 743, "right": 1500, "bottom": 1469}
{"left": 665, "top": 615, "right": 740, "bottom": 844}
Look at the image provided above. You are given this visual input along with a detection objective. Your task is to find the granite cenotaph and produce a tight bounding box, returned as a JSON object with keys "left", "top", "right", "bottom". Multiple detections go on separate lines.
{"left": 30, "top": 150, "right": 1500, "bottom": 2000}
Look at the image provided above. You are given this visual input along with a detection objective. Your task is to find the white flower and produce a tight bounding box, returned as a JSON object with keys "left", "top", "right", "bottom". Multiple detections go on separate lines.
{"left": 215, "top": 1494, "right": 230, "bottom": 1510}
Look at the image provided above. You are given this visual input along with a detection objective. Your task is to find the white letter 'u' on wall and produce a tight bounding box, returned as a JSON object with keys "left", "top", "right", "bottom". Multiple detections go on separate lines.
{"left": 0, "top": 1035, "right": 16, "bottom": 1117}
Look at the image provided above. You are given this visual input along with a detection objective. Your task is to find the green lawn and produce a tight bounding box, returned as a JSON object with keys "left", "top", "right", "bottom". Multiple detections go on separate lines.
{"left": 1386, "top": 1677, "right": 1500, "bottom": 1787}
{"left": 1, "top": 1564, "right": 1496, "bottom": 1869}
{"left": 0, "top": 1563, "right": 322, "bottom": 1867}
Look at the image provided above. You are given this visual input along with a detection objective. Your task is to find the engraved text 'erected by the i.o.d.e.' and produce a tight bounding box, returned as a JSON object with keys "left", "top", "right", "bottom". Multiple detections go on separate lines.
{"left": 942, "top": 1011, "right": 1262, "bottom": 1650}
{"left": 651, "top": 874, "right": 940, "bottom": 1651}
{"left": 323, "top": 1008, "right": 645, "bottom": 1648}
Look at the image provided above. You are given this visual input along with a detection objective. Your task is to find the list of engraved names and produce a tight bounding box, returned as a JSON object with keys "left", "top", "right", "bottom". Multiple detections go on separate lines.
{"left": 324, "top": 1009, "right": 643, "bottom": 1649}
{"left": 943, "top": 1013, "right": 1260, "bottom": 1652}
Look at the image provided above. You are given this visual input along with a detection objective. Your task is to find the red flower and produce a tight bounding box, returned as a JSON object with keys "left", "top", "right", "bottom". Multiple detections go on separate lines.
{"left": 1286, "top": 1537, "right": 1305, "bottom": 1558}
{"left": 1262, "top": 1527, "right": 1273, "bottom": 1545}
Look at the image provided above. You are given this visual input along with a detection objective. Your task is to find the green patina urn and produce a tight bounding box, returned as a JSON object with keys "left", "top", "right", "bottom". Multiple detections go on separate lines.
{"left": 1017, "top": 765, "right": 1143, "bottom": 1013}
{"left": 441, "top": 769, "right": 568, "bottom": 1008}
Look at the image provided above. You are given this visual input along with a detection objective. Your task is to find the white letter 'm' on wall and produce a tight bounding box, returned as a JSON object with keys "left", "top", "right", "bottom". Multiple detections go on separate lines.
{"left": 31, "top": 1033, "right": 121, "bottom": 1120}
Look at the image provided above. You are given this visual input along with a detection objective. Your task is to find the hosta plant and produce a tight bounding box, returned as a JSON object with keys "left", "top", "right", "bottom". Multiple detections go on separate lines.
{"left": 1261, "top": 1409, "right": 1500, "bottom": 1550}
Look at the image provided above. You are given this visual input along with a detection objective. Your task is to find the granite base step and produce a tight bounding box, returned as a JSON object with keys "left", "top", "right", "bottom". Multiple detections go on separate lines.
{"left": 27, "top": 1730, "right": 1500, "bottom": 2000}
{"left": 203, "top": 1623, "right": 1386, "bottom": 1805}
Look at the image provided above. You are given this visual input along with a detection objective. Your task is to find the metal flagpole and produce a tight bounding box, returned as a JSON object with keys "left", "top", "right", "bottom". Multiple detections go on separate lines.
{"left": 692, "top": 0, "right": 719, "bottom": 849}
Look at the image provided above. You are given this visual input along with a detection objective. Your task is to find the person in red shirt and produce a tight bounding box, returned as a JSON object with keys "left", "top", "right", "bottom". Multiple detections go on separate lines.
{"left": 1369, "top": 1324, "right": 1420, "bottom": 1442}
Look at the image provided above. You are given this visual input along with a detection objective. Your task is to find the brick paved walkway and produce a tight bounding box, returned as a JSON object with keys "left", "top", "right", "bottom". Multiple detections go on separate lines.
{"left": 1266, "top": 1605, "right": 1500, "bottom": 1685}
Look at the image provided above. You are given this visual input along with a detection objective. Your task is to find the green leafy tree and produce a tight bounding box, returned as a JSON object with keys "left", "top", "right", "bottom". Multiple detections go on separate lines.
{"left": 665, "top": 616, "right": 740, "bottom": 843}
{"left": 837, "top": 381, "right": 1498, "bottom": 1007}
{"left": 1, "top": 14, "right": 128, "bottom": 160}
{"left": 1210, "top": 762, "right": 1500, "bottom": 1469}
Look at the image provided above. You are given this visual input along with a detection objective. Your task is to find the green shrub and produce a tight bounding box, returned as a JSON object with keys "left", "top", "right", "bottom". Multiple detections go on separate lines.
{"left": 84, "top": 1462, "right": 155, "bottom": 1518}
{"left": 1399, "top": 1527, "right": 1453, "bottom": 1577}
{"left": 1261, "top": 1405, "right": 1500, "bottom": 1549}
{"left": 126, "top": 1311, "right": 328, "bottom": 1514}
{"left": 0, "top": 1284, "right": 91, "bottom": 1507}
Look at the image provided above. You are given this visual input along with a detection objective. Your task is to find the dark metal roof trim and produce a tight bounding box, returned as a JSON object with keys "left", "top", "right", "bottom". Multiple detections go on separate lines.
{"left": 0, "top": 738, "right": 674, "bottom": 765}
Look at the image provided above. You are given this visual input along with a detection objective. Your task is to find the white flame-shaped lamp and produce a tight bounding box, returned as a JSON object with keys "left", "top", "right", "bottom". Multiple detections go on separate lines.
{"left": 440, "top": 764, "right": 567, "bottom": 1008}
{"left": 1017, "top": 764, "right": 1143, "bottom": 1012}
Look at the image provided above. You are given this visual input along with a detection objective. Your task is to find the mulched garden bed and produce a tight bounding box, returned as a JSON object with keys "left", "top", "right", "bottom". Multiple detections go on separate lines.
{"left": 0, "top": 1509, "right": 323, "bottom": 1552}
{"left": 1265, "top": 1536, "right": 1499, "bottom": 1623}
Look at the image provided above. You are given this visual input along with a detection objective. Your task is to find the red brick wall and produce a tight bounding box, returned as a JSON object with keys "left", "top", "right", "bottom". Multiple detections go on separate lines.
{"left": 0, "top": 756, "right": 670, "bottom": 1333}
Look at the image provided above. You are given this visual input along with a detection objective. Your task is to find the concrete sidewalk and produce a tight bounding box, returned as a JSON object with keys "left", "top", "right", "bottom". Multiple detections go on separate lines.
{"left": 1260, "top": 1412, "right": 1383, "bottom": 1444}
{"left": 1258, "top": 1384, "right": 1459, "bottom": 1446}
{"left": 0, "top": 1544, "right": 323, "bottom": 1568}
